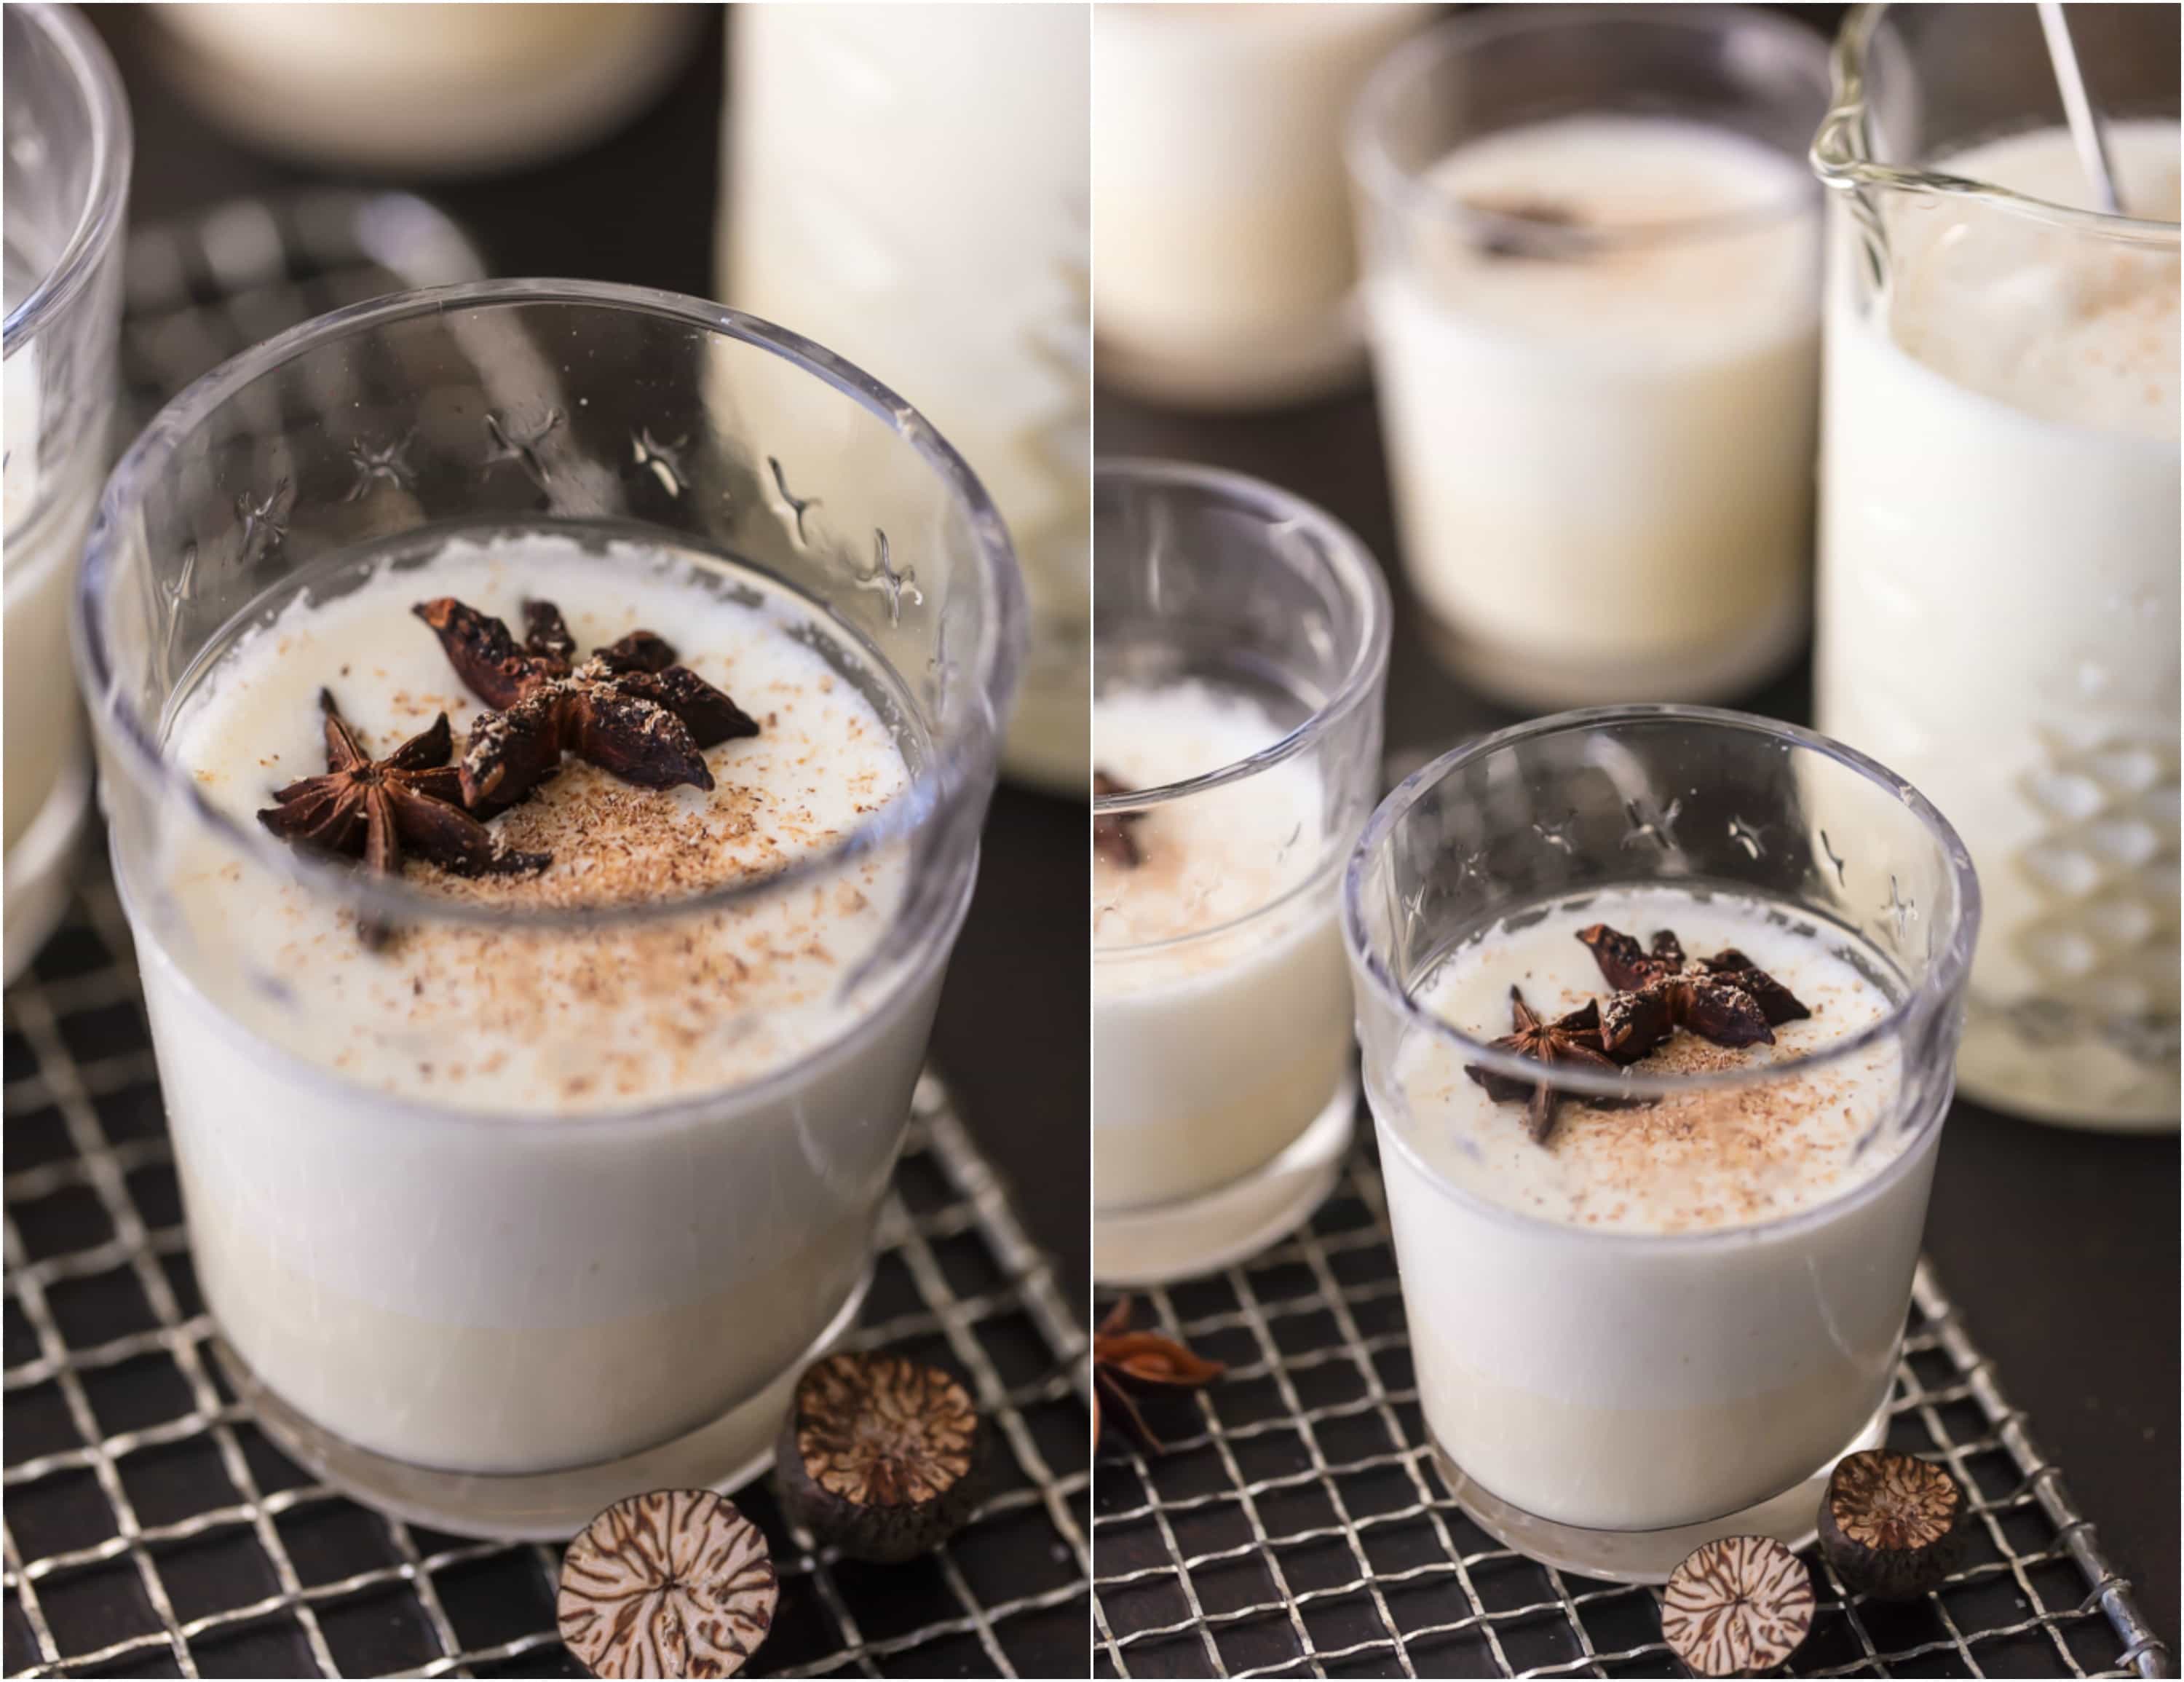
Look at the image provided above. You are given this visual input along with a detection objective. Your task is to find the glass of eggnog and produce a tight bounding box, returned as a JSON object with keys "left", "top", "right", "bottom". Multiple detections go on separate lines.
{"left": 76, "top": 280, "right": 1023, "bottom": 1536}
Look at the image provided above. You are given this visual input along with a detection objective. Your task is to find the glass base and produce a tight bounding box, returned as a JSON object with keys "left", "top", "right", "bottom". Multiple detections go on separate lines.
{"left": 1093, "top": 296, "right": 1367, "bottom": 411}
{"left": 213, "top": 1265, "right": 872, "bottom": 1541}
{"left": 1094, "top": 1073, "right": 1354, "bottom": 1285}
{"left": 1429, "top": 1393, "right": 1892, "bottom": 1584}
{"left": 1416, "top": 585, "right": 1806, "bottom": 712}
{"left": 4, "top": 747, "right": 92, "bottom": 984}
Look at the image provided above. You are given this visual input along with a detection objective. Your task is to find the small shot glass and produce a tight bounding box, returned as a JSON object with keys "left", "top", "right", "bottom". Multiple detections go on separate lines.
{"left": 1093, "top": 460, "right": 1390, "bottom": 1284}
{"left": 4, "top": 1, "right": 131, "bottom": 977}
{"left": 1343, "top": 706, "right": 1979, "bottom": 1581}
{"left": 1347, "top": 4, "right": 1829, "bottom": 709}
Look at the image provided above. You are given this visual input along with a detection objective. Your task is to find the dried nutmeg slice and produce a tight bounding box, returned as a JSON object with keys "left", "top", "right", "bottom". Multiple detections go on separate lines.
{"left": 556, "top": 1488, "right": 775, "bottom": 1678}
{"left": 775, "top": 1351, "right": 985, "bottom": 1562}
{"left": 1661, "top": 1534, "right": 1814, "bottom": 1677}
{"left": 1818, "top": 1449, "right": 1968, "bottom": 1600}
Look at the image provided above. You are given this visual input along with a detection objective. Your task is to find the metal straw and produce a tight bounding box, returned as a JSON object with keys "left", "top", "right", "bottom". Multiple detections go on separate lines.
{"left": 2036, "top": 0, "right": 2123, "bottom": 213}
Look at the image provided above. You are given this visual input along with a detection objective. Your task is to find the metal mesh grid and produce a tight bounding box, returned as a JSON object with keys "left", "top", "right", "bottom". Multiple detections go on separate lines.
{"left": 117, "top": 189, "right": 491, "bottom": 433}
{"left": 4, "top": 869, "right": 1092, "bottom": 1678}
{"left": 1091, "top": 1134, "right": 2168, "bottom": 1681}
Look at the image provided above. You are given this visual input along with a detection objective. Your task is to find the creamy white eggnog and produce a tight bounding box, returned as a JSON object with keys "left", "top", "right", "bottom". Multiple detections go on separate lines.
{"left": 138, "top": 528, "right": 945, "bottom": 1477}
{"left": 1817, "top": 120, "right": 2180, "bottom": 1129}
{"left": 1366, "top": 115, "right": 1819, "bottom": 706}
{"left": 1378, "top": 888, "right": 1932, "bottom": 1559}
{"left": 1094, "top": 2, "right": 1419, "bottom": 406}
{"left": 1093, "top": 677, "right": 1353, "bottom": 1279}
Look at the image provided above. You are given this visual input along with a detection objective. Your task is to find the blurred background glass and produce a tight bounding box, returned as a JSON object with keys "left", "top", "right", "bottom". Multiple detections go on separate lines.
{"left": 1348, "top": 4, "right": 1830, "bottom": 710}
{"left": 145, "top": 4, "right": 698, "bottom": 177}
{"left": 4, "top": 2, "right": 131, "bottom": 980}
{"left": 1093, "top": 4, "right": 1423, "bottom": 410}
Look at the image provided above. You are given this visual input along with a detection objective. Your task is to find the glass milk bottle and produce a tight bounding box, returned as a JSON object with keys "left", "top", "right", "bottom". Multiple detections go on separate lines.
{"left": 1813, "top": 4, "right": 2180, "bottom": 1131}
{"left": 1094, "top": 4, "right": 1422, "bottom": 408}
{"left": 721, "top": 4, "right": 1088, "bottom": 795}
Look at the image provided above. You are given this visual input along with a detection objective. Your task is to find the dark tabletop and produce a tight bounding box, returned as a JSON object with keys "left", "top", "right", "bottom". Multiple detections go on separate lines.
{"left": 86, "top": 6, "right": 1091, "bottom": 1323}
{"left": 1093, "top": 365, "right": 2180, "bottom": 1642}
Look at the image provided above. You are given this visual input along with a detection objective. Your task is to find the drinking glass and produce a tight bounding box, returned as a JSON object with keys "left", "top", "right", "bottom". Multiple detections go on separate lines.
{"left": 1093, "top": 3, "right": 1421, "bottom": 408}
{"left": 1348, "top": 5, "right": 1829, "bottom": 708}
{"left": 1344, "top": 706, "right": 1979, "bottom": 1580}
{"left": 4, "top": 1, "right": 130, "bottom": 977}
{"left": 1093, "top": 460, "right": 1389, "bottom": 1283}
{"left": 78, "top": 279, "right": 1023, "bottom": 1536}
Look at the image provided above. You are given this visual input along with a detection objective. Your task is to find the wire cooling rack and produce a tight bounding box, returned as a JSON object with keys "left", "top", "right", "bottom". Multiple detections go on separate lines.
{"left": 1091, "top": 1131, "right": 2168, "bottom": 1681}
{"left": 4, "top": 869, "right": 1091, "bottom": 1678}
{"left": 118, "top": 189, "right": 490, "bottom": 433}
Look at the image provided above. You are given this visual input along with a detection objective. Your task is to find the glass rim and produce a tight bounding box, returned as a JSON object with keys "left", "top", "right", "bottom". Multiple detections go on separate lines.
{"left": 1340, "top": 703, "right": 1983, "bottom": 1109}
{"left": 1813, "top": 1, "right": 2183, "bottom": 245}
{"left": 1346, "top": 2, "right": 1829, "bottom": 256}
{"left": 1091, "top": 457, "right": 1391, "bottom": 821}
{"left": 2, "top": 1, "right": 133, "bottom": 355}
{"left": 76, "top": 277, "right": 1025, "bottom": 939}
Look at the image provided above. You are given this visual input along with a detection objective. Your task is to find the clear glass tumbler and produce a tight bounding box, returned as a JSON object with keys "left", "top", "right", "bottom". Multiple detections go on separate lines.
{"left": 4, "top": 1, "right": 130, "bottom": 979}
{"left": 1344, "top": 706, "right": 1979, "bottom": 1582}
{"left": 1093, "top": 460, "right": 1390, "bottom": 1284}
{"left": 1348, "top": 5, "right": 1829, "bottom": 709}
{"left": 1813, "top": 2, "right": 2179, "bottom": 1131}
{"left": 78, "top": 280, "right": 1022, "bottom": 1537}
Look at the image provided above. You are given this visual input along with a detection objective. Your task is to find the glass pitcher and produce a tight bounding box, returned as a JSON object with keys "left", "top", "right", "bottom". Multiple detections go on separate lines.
{"left": 1811, "top": 2, "right": 2179, "bottom": 1132}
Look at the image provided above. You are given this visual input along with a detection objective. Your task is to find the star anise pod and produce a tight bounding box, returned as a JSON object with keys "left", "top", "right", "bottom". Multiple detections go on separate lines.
{"left": 414, "top": 597, "right": 761, "bottom": 815}
{"left": 1093, "top": 770, "right": 1147, "bottom": 870}
{"left": 258, "top": 690, "right": 550, "bottom": 945}
{"left": 1094, "top": 1297, "right": 1224, "bottom": 1453}
{"left": 1467, "top": 195, "right": 1582, "bottom": 259}
{"left": 1464, "top": 986, "right": 1622, "bottom": 1145}
{"left": 1575, "top": 923, "right": 1807, "bottom": 1049}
